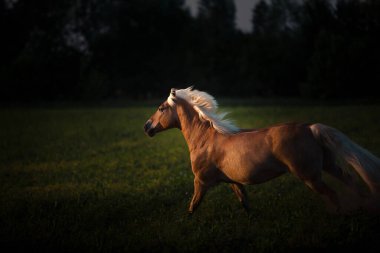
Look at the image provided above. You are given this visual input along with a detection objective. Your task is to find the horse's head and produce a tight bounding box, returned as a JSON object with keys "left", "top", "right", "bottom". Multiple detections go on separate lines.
{"left": 144, "top": 88, "right": 180, "bottom": 137}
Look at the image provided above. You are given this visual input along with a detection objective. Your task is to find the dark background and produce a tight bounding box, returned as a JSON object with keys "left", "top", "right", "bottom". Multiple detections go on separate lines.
{"left": 1, "top": 0, "right": 380, "bottom": 103}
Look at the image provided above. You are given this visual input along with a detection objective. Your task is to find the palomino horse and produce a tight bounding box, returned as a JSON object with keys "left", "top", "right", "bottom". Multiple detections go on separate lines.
{"left": 144, "top": 87, "right": 380, "bottom": 214}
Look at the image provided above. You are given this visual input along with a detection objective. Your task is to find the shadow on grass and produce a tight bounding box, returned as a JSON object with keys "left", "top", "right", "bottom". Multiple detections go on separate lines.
{"left": 2, "top": 177, "right": 380, "bottom": 253}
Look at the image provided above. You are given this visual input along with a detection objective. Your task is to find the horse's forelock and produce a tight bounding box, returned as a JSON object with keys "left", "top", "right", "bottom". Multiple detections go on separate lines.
{"left": 167, "top": 94, "right": 176, "bottom": 107}
{"left": 167, "top": 87, "right": 191, "bottom": 107}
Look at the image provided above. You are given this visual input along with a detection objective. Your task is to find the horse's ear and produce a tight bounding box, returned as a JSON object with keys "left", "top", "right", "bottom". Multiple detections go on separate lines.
{"left": 170, "top": 88, "right": 176, "bottom": 97}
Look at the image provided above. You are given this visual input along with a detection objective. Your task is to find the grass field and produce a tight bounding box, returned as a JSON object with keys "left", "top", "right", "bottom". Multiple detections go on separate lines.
{"left": 1, "top": 103, "right": 380, "bottom": 252}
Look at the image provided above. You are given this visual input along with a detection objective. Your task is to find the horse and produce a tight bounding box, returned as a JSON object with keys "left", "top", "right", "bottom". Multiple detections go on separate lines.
{"left": 144, "top": 87, "right": 380, "bottom": 214}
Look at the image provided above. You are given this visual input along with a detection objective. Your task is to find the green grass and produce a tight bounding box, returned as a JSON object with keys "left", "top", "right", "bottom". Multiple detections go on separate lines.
{"left": 1, "top": 104, "right": 380, "bottom": 252}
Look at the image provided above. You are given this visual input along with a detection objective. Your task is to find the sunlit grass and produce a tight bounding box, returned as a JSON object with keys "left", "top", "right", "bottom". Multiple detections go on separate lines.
{"left": 1, "top": 104, "right": 380, "bottom": 252}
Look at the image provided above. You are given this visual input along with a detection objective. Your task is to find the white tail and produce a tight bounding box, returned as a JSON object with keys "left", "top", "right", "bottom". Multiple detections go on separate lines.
{"left": 310, "top": 123, "right": 380, "bottom": 195}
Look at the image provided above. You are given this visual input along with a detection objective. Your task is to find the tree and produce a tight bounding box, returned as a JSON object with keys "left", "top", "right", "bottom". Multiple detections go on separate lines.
{"left": 249, "top": 0, "right": 303, "bottom": 96}
{"left": 1, "top": 0, "right": 83, "bottom": 102}
{"left": 303, "top": 0, "right": 380, "bottom": 98}
{"left": 198, "top": 0, "right": 236, "bottom": 36}
{"left": 194, "top": 0, "right": 238, "bottom": 95}
{"left": 252, "top": 0, "right": 270, "bottom": 35}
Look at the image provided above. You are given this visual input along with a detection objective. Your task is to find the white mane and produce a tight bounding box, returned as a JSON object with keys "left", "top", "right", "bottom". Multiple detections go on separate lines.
{"left": 167, "top": 87, "right": 240, "bottom": 134}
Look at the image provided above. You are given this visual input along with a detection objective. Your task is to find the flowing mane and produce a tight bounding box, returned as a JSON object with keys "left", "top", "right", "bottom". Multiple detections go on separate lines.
{"left": 167, "top": 87, "right": 240, "bottom": 134}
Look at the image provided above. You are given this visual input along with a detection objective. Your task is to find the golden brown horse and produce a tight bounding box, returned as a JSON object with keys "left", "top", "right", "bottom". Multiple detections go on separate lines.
{"left": 144, "top": 87, "right": 380, "bottom": 214}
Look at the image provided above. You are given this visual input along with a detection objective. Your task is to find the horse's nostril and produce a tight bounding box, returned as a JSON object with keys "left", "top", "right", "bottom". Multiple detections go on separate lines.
{"left": 144, "top": 120, "right": 152, "bottom": 132}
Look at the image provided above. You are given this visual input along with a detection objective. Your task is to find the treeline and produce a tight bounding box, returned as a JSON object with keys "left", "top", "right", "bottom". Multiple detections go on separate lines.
{"left": 1, "top": 0, "right": 380, "bottom": 102}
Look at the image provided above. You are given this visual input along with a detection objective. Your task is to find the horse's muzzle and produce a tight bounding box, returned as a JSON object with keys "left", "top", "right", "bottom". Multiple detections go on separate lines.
{"left": 144, "top": 120, "right": 156, "bottom": 137}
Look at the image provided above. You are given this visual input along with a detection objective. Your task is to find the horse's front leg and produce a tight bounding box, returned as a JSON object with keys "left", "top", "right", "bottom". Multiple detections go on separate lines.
{"left": 230, "top": 183, "right": 250, "bottom": 213}
{"left": 188, "top": 177, "right": 209, "bottom": 215}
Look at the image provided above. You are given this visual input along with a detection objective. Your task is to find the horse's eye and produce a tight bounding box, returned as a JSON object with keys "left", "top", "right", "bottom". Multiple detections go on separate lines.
{"left": 159, "top": 107, "right": 165, "bottom": 112}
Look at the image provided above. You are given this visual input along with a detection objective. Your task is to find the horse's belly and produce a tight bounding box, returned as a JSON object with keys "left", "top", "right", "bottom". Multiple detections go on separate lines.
{"left": 220, "top": 158, "right": 288, "bottom": 185}
{"left": 246, "top": 165, "right": 287, "bottom": 184}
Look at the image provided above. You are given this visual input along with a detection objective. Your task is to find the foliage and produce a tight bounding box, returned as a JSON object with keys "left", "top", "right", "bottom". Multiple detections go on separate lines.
{"left": 1, "top": 0, "right": 380, "bottom": 102}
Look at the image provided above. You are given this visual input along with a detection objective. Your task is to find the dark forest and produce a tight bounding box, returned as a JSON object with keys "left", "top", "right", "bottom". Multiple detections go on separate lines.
{"left": 1, "top": 0, "right": 380, "bottom": 102}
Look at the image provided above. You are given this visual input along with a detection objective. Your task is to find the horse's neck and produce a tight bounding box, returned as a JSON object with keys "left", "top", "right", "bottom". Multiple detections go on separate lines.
{"left": 177, "top": 103, "right": 215, "bottom": 152}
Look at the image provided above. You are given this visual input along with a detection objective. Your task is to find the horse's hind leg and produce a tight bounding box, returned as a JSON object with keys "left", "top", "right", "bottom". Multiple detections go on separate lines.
{"left": 304, "top": 178, "right": 340, "bottom": 211}
{"left": 230, "top": 183, "right": 250, "bottom": 213}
